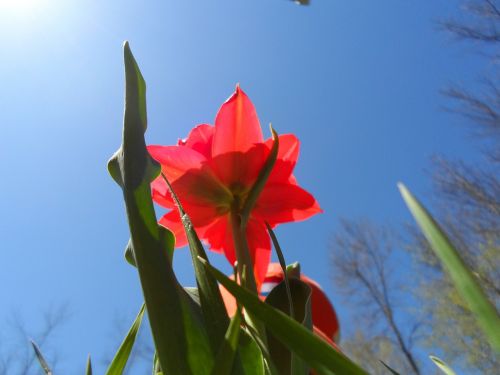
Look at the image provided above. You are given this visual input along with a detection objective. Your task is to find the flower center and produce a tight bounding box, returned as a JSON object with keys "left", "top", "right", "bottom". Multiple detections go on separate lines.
{"left": 229, "top": 182, "right": 249, "bottom": 213}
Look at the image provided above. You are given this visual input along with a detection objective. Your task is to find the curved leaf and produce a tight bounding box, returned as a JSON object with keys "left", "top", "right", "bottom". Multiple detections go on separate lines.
{"left": 108, "top": 42, "right": 214, "bottom": 374}
{"left": 105, "top": 304, "right": 145, "bottom": 375}
{"left": 399, "top": 183, "right": 500, "bottom": 354}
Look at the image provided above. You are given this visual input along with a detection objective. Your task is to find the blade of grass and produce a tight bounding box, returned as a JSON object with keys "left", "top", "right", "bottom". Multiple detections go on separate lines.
{"left": 86, "top": 355, "right": 93, "bottom": 375}
{"left": 30, "top": 340, "right": 52, "bottom": 375}
{"left": 399, "top": 183, "right": 500, "bottom": 353}
{"left": 161, "top": 173, "right": 229, "bottom": 352}
{"left": 266, "top": 222, "right": 294, "bottom": 319}
{"left": 105, "top": 304, "right": 145, "bottom": 375}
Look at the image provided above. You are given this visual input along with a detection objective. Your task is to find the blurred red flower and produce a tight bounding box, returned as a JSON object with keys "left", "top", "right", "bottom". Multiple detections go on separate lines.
{"left": 148, "top": 87, "right": 321, "bottom": 287}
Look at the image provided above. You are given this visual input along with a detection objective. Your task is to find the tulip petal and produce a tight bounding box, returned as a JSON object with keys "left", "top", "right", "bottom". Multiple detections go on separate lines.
{"left": 253, "top": 183, "right": 322, "bottom": 225}
{"left": 204, "top": 215, "right": 235, "bottom": 260}
{"left": 151, "top": 175, "right": 175, "bottom": 208}
{"left": 266, "top": 134, "right": 300, "bottom": 184}
{"left": 178, "top": 124, "right": 214, "bottom": 159}
{"left": 148, "top": 145, "right": 207, "bottom": 182}
{"left": 212, "top": 87, "right": 263, "bottom": 157}
{"left": 170, "top": 166, "right": 232, "bottom": 210}
{"left": 159, "top": 211, "right": 189, "bottom": 248}
{"left": 209, "top": 144, "right": 268, "bottom": 189}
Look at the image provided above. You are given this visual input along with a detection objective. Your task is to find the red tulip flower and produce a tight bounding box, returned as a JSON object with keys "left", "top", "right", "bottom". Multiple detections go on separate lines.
{"left": 148, "top": 87, "right": 321, "bottom": 289}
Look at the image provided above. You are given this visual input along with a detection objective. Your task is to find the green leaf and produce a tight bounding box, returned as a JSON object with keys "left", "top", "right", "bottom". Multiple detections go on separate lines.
{"left": 429, "top": 356, "right": 457, "bottom": 375}
{"left": 199, "top": 258, "right": 368, "bottom": 375}
{"left": 161, "top": 174, "right": 229, "bottom": 352}
{"left": 265, "top": 279, "right": 312, "bottom": 375}
{"left": 238, "top": 329, "right": 266, "bottom": 375}
{"left": 210, "top": 309, "right": 242, "bottom": 375}
{"left": 399, "top": 183, "right": 500, "bottom": 354}
{"left": 152, "top": 352, "right": 161, "bottom": 375}
{"left": 105, "top": 304, "right": 145, "bottom": 375}
{"left": 108, "top": 42, "right": 214, "bottom": 375}
{"left": 125, "top": 226, "right": 174, "bottom": 267}
{"left": 30, "top": 340, "right": 52, "bottom": 375}
{"left": 266, "top": 222, "right": 295, "bottom": 319}
{"left": 86, "top": 355, "right": 93, "bottom": 375}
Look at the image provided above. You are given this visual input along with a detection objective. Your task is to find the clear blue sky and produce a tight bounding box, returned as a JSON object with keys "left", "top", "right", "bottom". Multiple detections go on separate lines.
{"left": 0, "top": 0, "right": 484, "bottom": 373}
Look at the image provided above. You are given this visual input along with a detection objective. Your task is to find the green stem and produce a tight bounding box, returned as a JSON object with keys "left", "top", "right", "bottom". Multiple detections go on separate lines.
{"left": 229, "top": 205, "right": 268, "bottom": 348}
{"left": 230, "top": 205, "right": 257, "bottom": 294}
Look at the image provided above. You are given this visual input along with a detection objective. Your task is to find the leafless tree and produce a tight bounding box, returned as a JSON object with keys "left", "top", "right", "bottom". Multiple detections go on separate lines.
{"left": 330, "top": 219, "right": 423, "bottom": 375}
{"left": 0, "top": 304, "right": 71, "bottom": 375}
{"left": 330, "top": 1, "right": 500, "bottom": 373}
{"left": 100, "top": 312, "right": 154, "bottom": 375}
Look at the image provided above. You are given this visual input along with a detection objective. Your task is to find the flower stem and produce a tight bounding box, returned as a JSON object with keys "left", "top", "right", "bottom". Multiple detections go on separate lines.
{"left": 230, "top": 206, "right": 257, "bottom": 294}
{"left": 230, "top": 206, "right": 268, "bottom": 347}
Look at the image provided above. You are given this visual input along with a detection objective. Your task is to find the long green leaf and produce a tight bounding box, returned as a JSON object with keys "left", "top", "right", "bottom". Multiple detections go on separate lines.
{"left": 30, "top": 340, "right": 52, "bottom": 375}
{"left": 399, "top": 183, "right": 500, "bottom": 353}
{"left": 266, "top": 223, "right": 294, "bottom": 319}
{"left": 107, "top": 42, "right": 213, "bottom": 374}
{"left": 238, "top": 329, "right": 267, "bottom": 375}
{"left": 105, "top": 304, "right": 145, "bottom": 375}
{"left": 429, "top": 356, "right": 457, "bottom": 375}
{"left": 210, "top": 308, "right": 242, "bottom": 375}
{"left": 199, "top": 258, "right": 368, "bottom": 375}
{"left": 161, "top": 174, "right": 229, "bottom": 352}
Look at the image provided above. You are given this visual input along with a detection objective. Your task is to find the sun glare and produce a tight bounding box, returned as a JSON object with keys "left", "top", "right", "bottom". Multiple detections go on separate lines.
{"left": 0, "top": 0, "right": 42, "bottom": 11}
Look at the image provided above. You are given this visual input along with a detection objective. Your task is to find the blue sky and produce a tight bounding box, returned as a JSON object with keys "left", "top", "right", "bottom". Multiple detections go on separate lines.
{"left": 0, "top": 0, "right": 485, "bottom": 373}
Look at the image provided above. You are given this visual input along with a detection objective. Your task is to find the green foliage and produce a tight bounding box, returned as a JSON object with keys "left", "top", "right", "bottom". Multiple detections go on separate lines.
{"left": 105, "top": 304, "right": 145, "bottom": 375}
{"left": 200, "top": 257, "right": 368, "bottom": 375}
{"left": 399, "top": 183, "right": 500, "bottom": 354}
{"left": 108, "top": 42, "right": 214, "bottom": 375}
{"left": 210, "top": 308, "right": 242, "bottom": 375}
{"left": 160, "top": 174, "right": 230, "bottom": 353}
{"left": 31, "top": 340, "right": 53, "bottom": 375}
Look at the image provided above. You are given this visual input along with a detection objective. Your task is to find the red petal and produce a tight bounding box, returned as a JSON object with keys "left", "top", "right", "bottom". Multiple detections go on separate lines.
{"left": 151, "top": 175, "right": 175, "bottom": 208}
{"left": 178, "top": 124, "right": 214, "bottom": 159}
{"left": 169, "top": 165, "right": 232, "bottom": 211}
{"left": 266, "top": 134, "right": 300, "bottom": 184}
{"left": 203, "top": 215, "right": 235, "bottom": 261}
{"left": 253, "top": 183, "right": 322, "bottom": 225}
{"left": 212, "top": 86, "right": 264, "bottom": 157}
{"left": 159, "top": 210, "right": 188, "bottom": 248}
{"left": 148, "top": 145, "right": 206, "bottom": 182}
{"left": 209, "top": 144, "right": 268, "bottom": 189}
